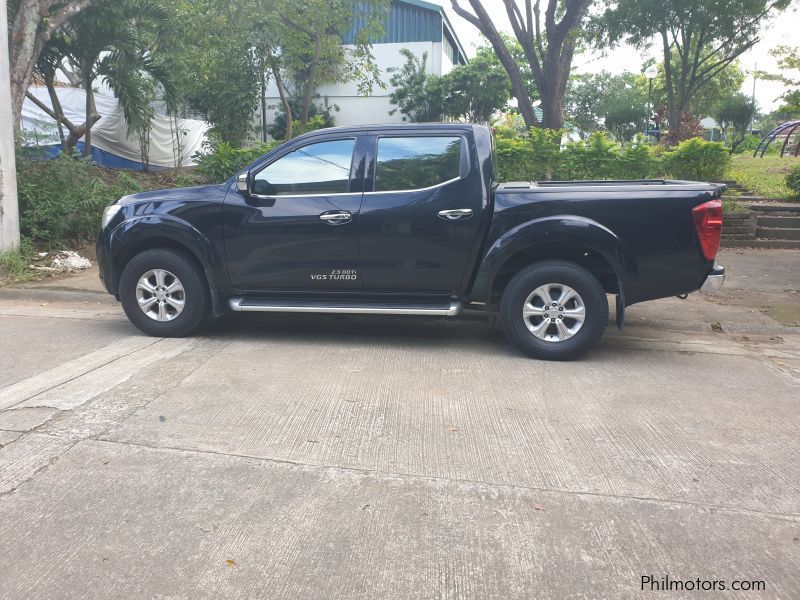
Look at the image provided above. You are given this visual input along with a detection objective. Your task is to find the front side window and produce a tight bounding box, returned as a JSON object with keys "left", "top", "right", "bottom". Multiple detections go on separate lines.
{"left": 374, "top": 136, "right": 462, "bottom": 192}
{"left": 253, "top": 139, "right": 355, "bottom": 196}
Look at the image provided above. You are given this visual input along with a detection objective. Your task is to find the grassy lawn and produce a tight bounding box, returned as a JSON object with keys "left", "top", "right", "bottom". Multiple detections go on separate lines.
{"left": 726, "top": 155, "right": 800, "bottom": 200}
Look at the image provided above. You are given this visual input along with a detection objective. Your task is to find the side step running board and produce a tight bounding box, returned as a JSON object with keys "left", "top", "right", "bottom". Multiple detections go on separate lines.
{"left": 228, "top": 298, "right": 463, "bottom": 317}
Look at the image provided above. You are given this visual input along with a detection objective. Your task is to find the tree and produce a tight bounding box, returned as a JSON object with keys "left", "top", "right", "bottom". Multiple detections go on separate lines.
{"left": 387, "top": 49, "right": 447, "bottom": 122}
{"left": 268, "top": 96, "right": 337, "bottom": 140}
{"left": 7, "top": 0, "right": 97, "bottom": 135}
{"left": 714, "top": 93, "right": 756, "bottom": 153}
{"left": 444, "top": 46, "right": 511, "bottom": 123}
{"left": 30, "top": 1, "right": 174, "bottom": 158}
{"left": 164, "top": 0, "right": 263, "bottom": 146}
{"left": 388, "top": 47, "right": 511, "bottom": 123}
{"left": 450, "top": 0, "right": 592, "bottom": 129}
{"left": 601, "top": 0, "right": 790, "bottom": 144}
{"left": 769, "top": 46, "right": 800, "bottom": 117}
{"left": 277, "top": 0, "right": 387, "bottom": 134}
{"left": 566, "top": 72, "right": 645, "bottom": 139}
{"left": 565, "top": 73, "right": 610, "bottom": 136}
{"left": 163, "top": 0, "right": 385, "bottom": 143}
{"left": 27, "top": 0, "right": 175, "bottom": 159}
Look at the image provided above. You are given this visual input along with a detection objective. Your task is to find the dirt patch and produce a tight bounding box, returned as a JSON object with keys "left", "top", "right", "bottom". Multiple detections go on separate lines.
{"left": 766, "top": 304, "right": 800, "bottom": 327}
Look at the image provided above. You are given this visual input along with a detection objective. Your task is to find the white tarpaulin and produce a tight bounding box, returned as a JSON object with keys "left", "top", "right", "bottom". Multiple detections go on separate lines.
{"left": 21, "top": 86, "right": 209, "bottom": 168}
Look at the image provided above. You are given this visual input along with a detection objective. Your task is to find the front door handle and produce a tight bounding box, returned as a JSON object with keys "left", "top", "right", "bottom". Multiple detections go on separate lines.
{"left": 438, "top": 208, "right": 473, "bottom": 221}
{"left": 320, "top": 211, "right": 352, "bottom": 224}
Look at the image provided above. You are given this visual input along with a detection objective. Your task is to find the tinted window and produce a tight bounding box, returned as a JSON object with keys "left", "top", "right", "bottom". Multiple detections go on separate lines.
{"left": 375, "top": 136, "right": 462, "bottom": 192}
{"left": 253, "top": 139, "right": 355, "bottom": 196}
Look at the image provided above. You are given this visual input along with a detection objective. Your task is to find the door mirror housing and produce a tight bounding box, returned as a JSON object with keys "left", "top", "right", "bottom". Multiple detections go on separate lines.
{"left": 236, "top": 172, "right": 250, "bottom": 194}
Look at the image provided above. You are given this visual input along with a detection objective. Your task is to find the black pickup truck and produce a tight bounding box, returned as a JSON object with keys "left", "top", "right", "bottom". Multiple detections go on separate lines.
{"left": 97, "top": 124, "right": 725, "bottom": 360}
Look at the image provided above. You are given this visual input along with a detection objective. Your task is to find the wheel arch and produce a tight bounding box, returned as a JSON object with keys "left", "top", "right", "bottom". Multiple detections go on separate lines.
{"left": 107, "top": 218, "right": 226, "bottom": 315}
{"left": 469, "top": 216, "right": 637, "bottom": 308}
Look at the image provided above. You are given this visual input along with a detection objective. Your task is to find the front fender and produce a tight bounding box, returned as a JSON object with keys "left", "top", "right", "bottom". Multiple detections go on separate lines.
{"left": 468, "top": 215, "right": 638, "bottom": 304}
{"left": 103, "top": 215, "right": 225, "bottom": 295}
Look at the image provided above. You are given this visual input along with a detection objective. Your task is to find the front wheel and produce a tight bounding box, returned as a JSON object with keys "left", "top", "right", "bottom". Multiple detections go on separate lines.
{"left": 500, "top": 260, "right": 609, "bottom": 361}
{"left": 119, "top": 248, "right": 210, "bottom": 337}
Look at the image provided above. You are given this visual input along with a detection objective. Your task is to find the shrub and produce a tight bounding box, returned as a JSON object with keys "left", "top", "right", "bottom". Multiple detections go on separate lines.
{"left": 787, "top": 164, "right": 800, "bottom": 198}
{"left": 663, "top": 138, "right": 730, "bottom": 181}
{"left": 0, "top": 238, "right": 35, "bottom": 283}
{"left": 562, "top": 132, "right": 620, "bottom": 180}
{"left": 494, "top": 136, "right": 539, "bottom": 181}
{"left": 494, "top": 129, "right": 662, "bottom": 182}
{"left": 193, "top": 136, "right": 279, "bottom": 183}
{"left": 495, "top": 128, "right": 563, "bottom": 181}
{"left": 17, "top": 156, "right": 142, "bottom": 246}
{"left": 618, "top": 137, "right": 663, "bottom": 179}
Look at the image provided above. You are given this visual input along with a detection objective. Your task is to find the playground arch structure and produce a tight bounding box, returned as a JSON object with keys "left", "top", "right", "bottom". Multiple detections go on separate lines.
{"left": 754, "top": 120, "right": 800, "bottom": 157}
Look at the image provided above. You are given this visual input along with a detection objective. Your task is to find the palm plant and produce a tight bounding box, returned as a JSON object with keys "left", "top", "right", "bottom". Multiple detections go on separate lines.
{"left": 33, "top": 0, "right": 175, "bottom": 163}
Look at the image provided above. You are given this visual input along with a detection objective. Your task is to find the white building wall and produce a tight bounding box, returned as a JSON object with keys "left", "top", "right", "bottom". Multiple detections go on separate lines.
{"left": 261, "top": 41, "right": 450, "bottom": 133}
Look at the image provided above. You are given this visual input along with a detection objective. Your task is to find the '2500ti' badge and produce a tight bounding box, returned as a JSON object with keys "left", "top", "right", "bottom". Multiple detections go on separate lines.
{"left": 310, "top": 269, "right": 358, "bottom": 281}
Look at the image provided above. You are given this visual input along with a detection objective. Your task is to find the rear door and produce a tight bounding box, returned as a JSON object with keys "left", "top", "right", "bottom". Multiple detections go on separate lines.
{"left": 357, "top": 133, "right": 485, "bottom": 294}
{"left": 224, "top": 137, "right": 364, "bottom": 291}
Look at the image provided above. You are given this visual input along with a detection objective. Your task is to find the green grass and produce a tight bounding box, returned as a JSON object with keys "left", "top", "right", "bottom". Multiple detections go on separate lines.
{"left": 726, "top": 155, "right": 800, "bottom": 200}
{"left": 0, "top": 240, "right": 36, "bottom": 285}
{"left": 722, "top": 197, "right": 746, "bottom": 213}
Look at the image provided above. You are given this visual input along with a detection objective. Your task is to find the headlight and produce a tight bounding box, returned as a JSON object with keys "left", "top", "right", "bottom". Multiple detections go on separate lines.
{"left": 101, "top": 204, "right": 122, "bottom": 229}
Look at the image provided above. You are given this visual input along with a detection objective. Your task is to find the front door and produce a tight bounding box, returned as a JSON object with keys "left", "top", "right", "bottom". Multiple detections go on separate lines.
{"left": 357, "top": 134, "right": 484, "bottom": 294}
{"left": 224, "top": 138, "right": 363, "bottom": 292}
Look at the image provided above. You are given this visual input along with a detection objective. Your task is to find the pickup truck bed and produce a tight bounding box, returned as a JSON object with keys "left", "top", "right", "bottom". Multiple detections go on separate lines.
{"left": 486, "top": 179, "right": 726, "bottom": 305}
{"left": 97, "top": 123, "right": 725, "bottom": 360}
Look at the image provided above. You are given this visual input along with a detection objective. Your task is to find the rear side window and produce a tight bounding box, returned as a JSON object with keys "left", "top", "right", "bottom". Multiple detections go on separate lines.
{"left": 374, "top": 136, "right": 462, "bottom": 192}
{"left": 253, "top": 139, "right": 355, "bottom": 196}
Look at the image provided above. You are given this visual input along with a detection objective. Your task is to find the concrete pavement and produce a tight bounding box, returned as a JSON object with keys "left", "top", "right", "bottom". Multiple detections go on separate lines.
{"left": 0, "top": 249, "right": 798, "bottom": 599}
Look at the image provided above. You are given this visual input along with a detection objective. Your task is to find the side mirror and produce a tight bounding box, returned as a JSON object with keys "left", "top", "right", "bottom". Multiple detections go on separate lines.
{"left": 236, "top": 172, "right": 250, "bottom": 194}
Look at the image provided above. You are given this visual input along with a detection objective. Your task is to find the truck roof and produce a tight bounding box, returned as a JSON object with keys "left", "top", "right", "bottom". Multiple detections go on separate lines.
{"left": 289, "top": 123, "right": 486, "bottom": 141}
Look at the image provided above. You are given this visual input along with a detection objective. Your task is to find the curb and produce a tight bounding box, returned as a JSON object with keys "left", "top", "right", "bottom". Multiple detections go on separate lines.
{"left": 0, "top": 285, "right": 117, "bottom": 305}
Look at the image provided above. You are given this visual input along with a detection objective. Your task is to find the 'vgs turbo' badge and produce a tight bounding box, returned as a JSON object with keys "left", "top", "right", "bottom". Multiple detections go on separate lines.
{"left": 311, "top": 269, "right": 358, "bottom": 281}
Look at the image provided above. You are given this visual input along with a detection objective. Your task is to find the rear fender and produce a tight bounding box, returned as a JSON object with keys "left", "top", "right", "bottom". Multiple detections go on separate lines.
{"left": 469, "top": 215, "right": 638, "bottom": 315}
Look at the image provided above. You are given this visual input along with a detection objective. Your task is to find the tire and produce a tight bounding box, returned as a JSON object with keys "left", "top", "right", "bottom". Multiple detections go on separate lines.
{"left": 500, "top": 260, "right": 609, "bottom": 361}
{"left": 119, "top": 248, "right": 210, "bottom": 337}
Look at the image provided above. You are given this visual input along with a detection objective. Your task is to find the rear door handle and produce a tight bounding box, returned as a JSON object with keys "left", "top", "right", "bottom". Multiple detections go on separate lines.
{"left": 438, "top": 208, "right": 473, "bottom": 220}
{"left": 320, "top": 211, "right": 352, "bottom": 224}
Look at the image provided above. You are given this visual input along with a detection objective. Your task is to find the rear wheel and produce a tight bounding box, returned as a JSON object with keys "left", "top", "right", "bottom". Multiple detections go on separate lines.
{"left": 119, "top": 248, "right": 210, "bottom": 337}
{"left": 500, "top": 260, "right": 608, "bottom": 360}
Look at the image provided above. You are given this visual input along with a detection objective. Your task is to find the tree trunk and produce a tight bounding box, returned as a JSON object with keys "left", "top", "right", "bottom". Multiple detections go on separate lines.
{"left": 661, "top": 29, "right": 680, "bottom": 144}
{"left": 24, "top": 90, "right": 98, "bottom": 154}
{"left": 299, "top": 32, "right": 322, "bottom": 134}
{"left": 84, "top": 80, "right": 98, "bottom": 157}
{"left": 8, "top": 0, "right": 97, "bottom": 137}
{"left": 44, "top": 76, "right": 66, "bottom": 147}
{"left": 450, "top": 0, "right": 538, "bottom": 129}
{"left": 540, "top": 93, "right": 565, "bottom": 130}
{"left": 8, "top": 0, "right": 40, "bottom": 135}
{"left": 271, "top": 61, "right": 293, "bottom": 140}
{"left": 539, "top": 53, "right": 571, "bottom": 130}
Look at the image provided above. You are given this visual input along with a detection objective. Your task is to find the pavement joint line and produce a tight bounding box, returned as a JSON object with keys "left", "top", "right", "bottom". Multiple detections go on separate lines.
{"left": 605, "top": 334, "right": 800, "bottom": 360}
{"left": 0, "top": 337, "right": 165, "bottom": 411}
{"left": 0, "top": 432, "right": 80, "bottom": 499}
{"left": 5, "top": 285, "right": 107, "bottom": 295}
{"left": 0, "top": 309, "right": 122, "bottom": 322}
{"left": 91, "top": 436, "right": 800, "bottom": 524}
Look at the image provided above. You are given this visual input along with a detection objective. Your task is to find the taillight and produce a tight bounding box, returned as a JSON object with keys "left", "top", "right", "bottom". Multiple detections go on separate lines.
{"left": 692, "top": 199, "right": 723, "bottom": 261}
